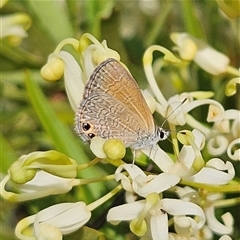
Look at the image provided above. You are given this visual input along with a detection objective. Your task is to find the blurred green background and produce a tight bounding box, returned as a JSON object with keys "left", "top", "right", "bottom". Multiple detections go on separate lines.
{"left": 1, "top": 1, "right": 239, "bottom": 240}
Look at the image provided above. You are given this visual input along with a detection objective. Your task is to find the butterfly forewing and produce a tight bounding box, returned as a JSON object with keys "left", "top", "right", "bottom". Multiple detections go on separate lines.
{"left": 83, "top": 58, "right": 155, "bottom": 133}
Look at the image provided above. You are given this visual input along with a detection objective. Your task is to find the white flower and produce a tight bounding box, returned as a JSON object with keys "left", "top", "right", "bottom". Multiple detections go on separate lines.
{"left": 175, "top": 186, "right": 234, "bottom": 236}
{"left": 170, "top": 32, "right": 230, "bottom": 75}
{"left": 141, "top": 130, "right": 234, "bottom": 185}
{"left": 183, "top": 158, "right": 235, "bottom": 184}
{"left": 0, "top": 13, "right": 32, "bottom": 45}
{"left": 170, "top": 215, "right": 203, "bottom": 239}
{"left": 206, "top": 109, "right": 240, "bottom": 160}
{"left": 107, "top": 192, "right": 205, "bottom": 240}
{"left": 80, "top": 34, "right": 120, "bottom": 79}
{"left": 0, "top": 150, "right": 79, "bottom": 202}
{"left": 41, "top": 34, "right": 120, "bottom": 111}
{"left": 15, "top": 202, "right": 91, "bottom": 240}
{"left": 41, "top": 51, "right": 85, "bottom": 111}
{"left": 143, "top": 46, "right": 225, "bottom": 129}
{"left": 115, "top": 163, "right": 180, "bottom": 199}
{"left": 0, "top": 171, "right": 80, "bottom": 202}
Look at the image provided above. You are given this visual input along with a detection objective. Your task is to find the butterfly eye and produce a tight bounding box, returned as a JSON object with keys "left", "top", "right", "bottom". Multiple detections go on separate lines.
{"left": 82, "top": 123, "right": 91, "bottom": 131}
{"left": 160, "top": 130, "right": 165, "bottom": 139}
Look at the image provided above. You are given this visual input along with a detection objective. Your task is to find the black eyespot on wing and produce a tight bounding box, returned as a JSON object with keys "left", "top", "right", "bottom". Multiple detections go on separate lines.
{"left": 88, "top": 133, "right": 95, "bottom": 139}
{"left": 82, "top": 123, "right": 91, "bottom": 131}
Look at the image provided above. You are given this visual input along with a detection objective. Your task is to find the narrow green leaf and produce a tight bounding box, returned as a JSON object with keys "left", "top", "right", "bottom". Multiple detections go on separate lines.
{"left": 180, "top": 0, "right": 206, "bottom": 39}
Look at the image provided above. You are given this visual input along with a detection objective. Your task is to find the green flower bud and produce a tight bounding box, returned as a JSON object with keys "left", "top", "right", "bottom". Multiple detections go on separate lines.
{"left": 103, "top": 139, "right": 126, "bottom": 160}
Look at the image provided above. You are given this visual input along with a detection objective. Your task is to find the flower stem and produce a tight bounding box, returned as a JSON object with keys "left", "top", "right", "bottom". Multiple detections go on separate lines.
{"left": 87, "top": 184, "right": 122, "bottom": 211}
{"left": 180, "top": 180, "right": 240, "bottom": 193}
{"left": 77, "top": 157, "right": 102, "bottom": 170}
{"left": 78, "top": 174, "right": 116, "bottom": 185}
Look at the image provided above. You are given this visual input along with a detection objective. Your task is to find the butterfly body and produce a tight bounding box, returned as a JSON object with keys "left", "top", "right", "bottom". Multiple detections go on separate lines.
{"left": 75, "top": 58, "right": 169, "bottom": 149}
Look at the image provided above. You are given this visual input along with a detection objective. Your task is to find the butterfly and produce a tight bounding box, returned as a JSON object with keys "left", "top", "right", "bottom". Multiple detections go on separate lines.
{"left": 75, "top": 58, "right": 169, "bottom": 150}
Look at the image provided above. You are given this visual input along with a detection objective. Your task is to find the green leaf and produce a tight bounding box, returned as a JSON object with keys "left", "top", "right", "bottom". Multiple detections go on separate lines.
{"left": 180, "top": 0, "right": 206, "bottom": 39}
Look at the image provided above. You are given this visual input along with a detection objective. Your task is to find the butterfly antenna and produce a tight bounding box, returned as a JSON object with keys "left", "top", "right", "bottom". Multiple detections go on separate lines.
{"left": 160, "top": 98, "right": 188, "bottom": 129}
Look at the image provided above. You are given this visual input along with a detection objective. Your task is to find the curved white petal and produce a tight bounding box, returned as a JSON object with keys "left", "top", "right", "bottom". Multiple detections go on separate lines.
{"left": 183, "top": 99, "right": 225, "bottom": 122}
{"left": 207, "top": 192, "right": 224, "bottom": 202}
{"left": 135, "top": 173, "right": 180, "bottom": 197}
{"left": 141, "top": 146, "right": 174, "bottom": 173}
{"left": 150, "top": 213, "right": 168, "bottom": 240}
{"left": 82, "top": 44, "right": 99, "bottom": 79}
{"left": 207, "top": 104, "right": 225, "bottom": 122}
{"left": 107, "top": 201, "right": 145, "bottom": 224}
{"left": 178, "top": 129, "right": 205, "bottom": 171}
{"left": 198, "top": 225, "right": 213, "bottom": 240}
{"left": 34, "top": 202, "right": 91, "bottom": 235}
{"left": 206, "top": 206, "right": 233, "bottom": 235}
{"left": 38, "top": 223, "right": 62, "bottom": 240}
{"left": 194, "top": 43, "right": 229, "bottom": 75}
{"left": 174, "top": 186, "right": 197, "bottom": 200}
{"left": 206, "top": 159, "right": 233, "bottom": 171}
{"left": 207, "top": 136, "right": 228, "bottom": 156}
{"left": 161, "top": 199, "right": 205, "bottom": 230}
{"left": 57, "top": 51, "right": 85, "bottom": 111}
{"left": 219, "top": 236, "right": 233, "bottom": 240}
{"left": 115, "top": 164, "right": 146, "bottom": 192}
{"left": 142, "top": 89, "right": 157, "bottom": 114}
{"left": 10, "top": 171, "right": 79, "bottom": 201}
{"left": 214, "top": 119, "right": 230, "bottom": 133}
{"left": 183, "top": 159, "right": 234, "bottom": 184}
{"left": 90, "top": 137, "right": 107, "bottom": 158}
{"left": 227, "top": 138, "right": 240, "bottom": 161}
{"left": 223, "top": 109, "right": 240, "bottom": 120}
{"left": 125, "top": 191, "right": 137, "bottom": 203}
{"left": 117, "top": 164, "right": 147, "bottom": 179}
{"left": 115, "top": 173, "right": 133, "bottom": 192}
{"left": 174, "top": 215, "right": 197, "bottom": 237}
{"left": 169, "top": 129, "right": 205, "bottom": 178}
{"left": 18, "top": 171, "right": 76, "bottom": 193}
{"left": 132, "top": 174, "right": 155, "bottom": 191}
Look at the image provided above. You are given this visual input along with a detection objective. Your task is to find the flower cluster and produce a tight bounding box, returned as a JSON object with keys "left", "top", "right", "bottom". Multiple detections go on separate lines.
{"left": 1, "top": 33, "right": 239, "bottom": 240}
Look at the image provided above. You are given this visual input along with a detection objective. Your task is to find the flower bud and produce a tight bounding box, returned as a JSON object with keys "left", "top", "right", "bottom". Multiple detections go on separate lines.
{"left": 41, "top": 56, "right": 64, "bottom": 81}
{"left": 103, "top": 139, "right": 126, "bottom": 160}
